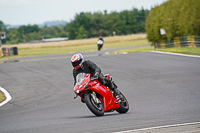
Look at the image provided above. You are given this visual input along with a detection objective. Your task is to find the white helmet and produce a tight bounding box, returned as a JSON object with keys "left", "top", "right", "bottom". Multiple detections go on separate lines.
{"left": 71, "top": 53, "right": 84, "bottom": 69}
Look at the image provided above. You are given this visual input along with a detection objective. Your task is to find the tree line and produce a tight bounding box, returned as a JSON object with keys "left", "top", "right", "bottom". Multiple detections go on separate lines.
{"left": 0, "top": 24, "right": 68, "bottom": 44}
{"left": 145, "top": 0, "right": 200, "bottom": 43}
{"left": 0, "top": 7, "right": 149, "bottom": 44}
{"left": 65, "top": 8, "right": 149, "bottom": 39}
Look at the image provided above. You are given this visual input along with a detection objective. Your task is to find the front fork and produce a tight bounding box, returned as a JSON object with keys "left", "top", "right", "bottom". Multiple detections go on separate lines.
{"left": 91, "top": 91, "right": 101, "bottom": 104}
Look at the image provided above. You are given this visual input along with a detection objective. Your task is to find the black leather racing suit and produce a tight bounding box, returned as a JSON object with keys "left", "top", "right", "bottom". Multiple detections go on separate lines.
{"left": 72, "top": 60, "right": 112, "bottom": 88}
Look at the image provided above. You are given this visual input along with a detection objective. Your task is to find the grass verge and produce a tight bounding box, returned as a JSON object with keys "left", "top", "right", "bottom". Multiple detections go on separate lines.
{"left": 113, "top": 46, "right": 200, "bottom": 56}
{"left": 156, "top": 47, "right": 200, "bottom": 56}
{"left": 0, "top": 91, "right": 6, "bottom": 103}
{"left": 111, "top": 46, "right": 154, "bottom": 53}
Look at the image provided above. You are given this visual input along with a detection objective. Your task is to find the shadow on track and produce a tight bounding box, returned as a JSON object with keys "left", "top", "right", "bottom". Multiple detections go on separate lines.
{"left": 67, "top": 112, "right": 130, "bottom": 119}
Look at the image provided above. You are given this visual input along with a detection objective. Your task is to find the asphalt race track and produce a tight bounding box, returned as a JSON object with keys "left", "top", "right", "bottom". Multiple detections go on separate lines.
{"left": 0, "top": 50, "right": 200, "bottom": 133}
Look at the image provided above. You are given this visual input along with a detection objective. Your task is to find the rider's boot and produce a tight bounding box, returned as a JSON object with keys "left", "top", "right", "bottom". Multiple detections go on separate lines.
{"left": 110, "top": 83, "right": 121, "bottom": 104}
{"left": 110, "top": 82, "right": 120, "bottom": 99}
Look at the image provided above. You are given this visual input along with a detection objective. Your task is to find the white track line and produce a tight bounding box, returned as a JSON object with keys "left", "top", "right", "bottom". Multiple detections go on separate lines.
{"left": 0, "top": 86, "right": 12, "bottom": 107}
{"left": 150, "top": 51, "right": 200, "bottom": 58}
{"left": 114, "top": 122, "right": 200, "bottom": 133}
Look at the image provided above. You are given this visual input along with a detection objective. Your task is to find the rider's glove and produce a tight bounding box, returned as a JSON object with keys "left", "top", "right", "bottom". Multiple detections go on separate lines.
{"left": 91, "top": 72, "right": 99, "bottom": 80}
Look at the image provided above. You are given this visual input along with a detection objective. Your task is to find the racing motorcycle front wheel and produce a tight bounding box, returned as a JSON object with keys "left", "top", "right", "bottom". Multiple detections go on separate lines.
{"left": 116, "top": 90, "right": 129, "bottom": 113}
{"left": 84, "top": 92, "right": 104, "bottom": 116}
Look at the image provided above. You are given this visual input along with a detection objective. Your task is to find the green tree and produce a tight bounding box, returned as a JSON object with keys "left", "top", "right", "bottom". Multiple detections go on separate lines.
{"left": 119, "top": 10, "right": 137, "bottom": 34}
{"left": 90, "top": 12, "right": 106, "bottom": 36}
{"left": 0, "top": 21, "right": 6, "bottom": 31}
{"left": 75, "top": 25, "right": 88, "bottom": 39}
{"left": 64, "top": 21, "right": 78, "bottom": 39}
{"left": 145, "top": 0, "right": 200, "bottom": 43}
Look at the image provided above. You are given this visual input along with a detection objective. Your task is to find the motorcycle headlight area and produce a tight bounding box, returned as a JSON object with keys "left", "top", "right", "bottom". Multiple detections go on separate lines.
{"left": 75, "top": 90, "right": 81, "bottom": 94}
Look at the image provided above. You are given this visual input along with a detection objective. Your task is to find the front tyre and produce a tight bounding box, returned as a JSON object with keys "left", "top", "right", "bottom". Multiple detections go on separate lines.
{"left": 116, "top": 91, "right": 129, "bottom": 113}
{"left": 84, "top": 93, "right": 104, "bottom": 116}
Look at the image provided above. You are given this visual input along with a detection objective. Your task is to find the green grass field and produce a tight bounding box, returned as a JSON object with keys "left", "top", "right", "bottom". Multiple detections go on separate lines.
{"left": 0, "top": 34, "right": 148, "bottom": 59}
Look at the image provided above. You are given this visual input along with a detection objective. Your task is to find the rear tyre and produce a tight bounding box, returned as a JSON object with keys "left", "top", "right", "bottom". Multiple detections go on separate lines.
{"left": 84, "top": 93, "right": 104, "bottom": 116}
{"left": 116, "top": 90, "right": 129, "bottom": 113}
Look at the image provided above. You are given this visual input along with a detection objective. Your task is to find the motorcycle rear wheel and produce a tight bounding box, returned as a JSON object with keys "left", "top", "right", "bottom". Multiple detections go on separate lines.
{"left": 84, "top": 92, "right": 104, "bottom": 116}
{"left": 116, "top": 90, "right": 129, "bottom": 113}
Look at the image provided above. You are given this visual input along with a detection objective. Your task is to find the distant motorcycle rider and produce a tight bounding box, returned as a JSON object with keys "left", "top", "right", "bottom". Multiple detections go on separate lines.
{"left": 71, "top": 53, "right": 119, "bottom": 98}
{"left": 97, "top": 36, "right": 104, "bottom": 51}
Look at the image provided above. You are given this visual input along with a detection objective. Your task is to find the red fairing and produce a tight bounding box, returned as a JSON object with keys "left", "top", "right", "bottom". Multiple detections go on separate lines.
{"left": 87, "top": 80, "right": 119, "bottom": 111}
{"left": 74, "top": 73, "right": 120, "bottom": 112}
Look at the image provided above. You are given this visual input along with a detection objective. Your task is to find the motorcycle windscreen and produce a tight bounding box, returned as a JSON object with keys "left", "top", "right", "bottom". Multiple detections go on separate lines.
{"left": 76, "top": 73, "right": 87, "bottom": 85}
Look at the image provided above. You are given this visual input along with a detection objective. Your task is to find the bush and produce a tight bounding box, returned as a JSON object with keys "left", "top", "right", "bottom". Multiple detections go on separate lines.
{"left": 145, "top": 0, "right": 200, "bottom": 43}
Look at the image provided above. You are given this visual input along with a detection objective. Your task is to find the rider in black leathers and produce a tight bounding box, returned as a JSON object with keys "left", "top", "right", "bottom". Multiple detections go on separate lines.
{"left": 73, "top": 60, "right": 114, "bottom": 89}
{"left": 71, "top": 53, "right": 119, "bottom": 98}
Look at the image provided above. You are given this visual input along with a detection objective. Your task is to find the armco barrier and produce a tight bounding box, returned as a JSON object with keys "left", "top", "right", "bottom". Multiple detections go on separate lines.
{"left": 154, "top": 36, "right": 200, "bottom": 48}
{"left": 2, "top": 47, "right": 18, "bottom": 56}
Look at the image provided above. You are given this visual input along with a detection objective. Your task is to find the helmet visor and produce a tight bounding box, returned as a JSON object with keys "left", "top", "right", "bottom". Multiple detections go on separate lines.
{"left": 71, "top": 59, "right": 82, "bottom": 67}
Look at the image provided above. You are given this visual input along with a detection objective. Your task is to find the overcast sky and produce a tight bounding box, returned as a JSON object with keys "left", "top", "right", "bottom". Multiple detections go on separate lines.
{"left": 0, "top": 0, "right": 166, "bottom": 26}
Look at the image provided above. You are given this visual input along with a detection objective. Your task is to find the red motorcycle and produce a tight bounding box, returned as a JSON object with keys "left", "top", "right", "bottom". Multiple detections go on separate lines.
{"left": 74, "top": 73, "right": 129, "bottom": 116}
